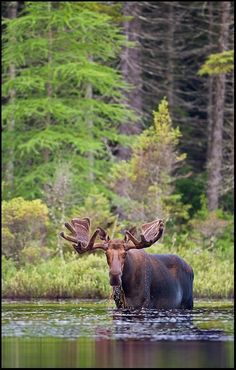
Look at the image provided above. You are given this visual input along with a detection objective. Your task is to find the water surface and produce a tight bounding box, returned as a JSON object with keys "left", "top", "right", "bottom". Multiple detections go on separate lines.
{"left": 2, "top": 299, "right": 234, "bottom": 368}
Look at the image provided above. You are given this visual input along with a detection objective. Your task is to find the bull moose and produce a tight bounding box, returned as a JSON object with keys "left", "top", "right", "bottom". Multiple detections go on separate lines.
{"left": 60, "top": 217, "right": 194, "bottom": 310}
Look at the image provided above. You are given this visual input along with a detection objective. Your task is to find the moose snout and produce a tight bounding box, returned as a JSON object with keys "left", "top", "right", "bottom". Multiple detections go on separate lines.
{"left": 109, "top": 271, "right": 122, "bottom": 287}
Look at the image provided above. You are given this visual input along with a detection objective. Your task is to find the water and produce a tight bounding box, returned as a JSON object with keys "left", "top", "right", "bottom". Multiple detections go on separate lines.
{"left": 2, "top": 299, "right": 234, "bottom": 368}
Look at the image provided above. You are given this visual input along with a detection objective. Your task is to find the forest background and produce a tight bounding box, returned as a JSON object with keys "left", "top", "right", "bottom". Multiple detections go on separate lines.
{"left": 2, "top": 1, "right": 234, "bottom": 300}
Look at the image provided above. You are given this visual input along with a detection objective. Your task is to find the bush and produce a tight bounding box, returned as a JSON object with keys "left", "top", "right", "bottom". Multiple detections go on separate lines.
{"left": 2, "top": 237, "right": 234, "bottom": 299}
{"left": 188, "top": 196, "right": 234, "bottom": 253}
{"left": 2, "top": 197, "right": 49, "bottom": 261}
{"left": 21, "top": 245, "right": 53, "bottom": 265}
{"left": 2, "top": 252, "right": 111, "bottom": 299}
{"left": 70, "top": 186, "right": 117, "bottom": 237}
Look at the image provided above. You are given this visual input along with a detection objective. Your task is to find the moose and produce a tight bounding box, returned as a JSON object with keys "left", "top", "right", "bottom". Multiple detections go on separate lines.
{"left": 60, "top": 217, "right": 194, "bottom": 310}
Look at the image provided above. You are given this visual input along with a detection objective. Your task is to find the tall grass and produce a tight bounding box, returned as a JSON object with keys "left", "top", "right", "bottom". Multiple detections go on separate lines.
{"left": 2, "top": 241, "right": 234, "bottom": 299}
{"left": 2, "top": 253, "right": 111, "bottom": 299}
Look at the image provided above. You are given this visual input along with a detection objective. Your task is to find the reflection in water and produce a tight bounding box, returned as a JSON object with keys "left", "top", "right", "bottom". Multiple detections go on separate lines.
{"left": 2, "top": 337, "right": 234, "bottom": 368}
{"left": 110, "top": 308, "right": 232, "bottom": 341}
{"left": 2, "top": 300, "right": 234, "bottom": 368}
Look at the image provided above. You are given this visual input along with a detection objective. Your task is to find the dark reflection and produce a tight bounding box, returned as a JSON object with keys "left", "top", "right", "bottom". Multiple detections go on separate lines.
{"left": 94, "top": 339, "right": 234, "bottom": 369}
{"left": 2, "top": 337, "right": 234, "bottom": 368}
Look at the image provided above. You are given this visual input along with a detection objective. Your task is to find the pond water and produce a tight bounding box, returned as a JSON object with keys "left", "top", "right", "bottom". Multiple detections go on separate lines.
{"left": 2, "top": 299, "right": 234, "bottom": 368}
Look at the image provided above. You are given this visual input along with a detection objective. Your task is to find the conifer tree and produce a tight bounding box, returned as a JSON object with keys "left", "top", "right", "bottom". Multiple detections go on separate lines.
{"left": 109, "top": 98, "right": 190, "bottom": 226}
{"left": 2, "top": 1, "right": 134, "bottom": 200}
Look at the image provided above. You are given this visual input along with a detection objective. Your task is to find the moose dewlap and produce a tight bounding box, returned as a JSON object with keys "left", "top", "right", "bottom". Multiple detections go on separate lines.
{"left": 60, "top": 217, "right": 194, "bottom": 310}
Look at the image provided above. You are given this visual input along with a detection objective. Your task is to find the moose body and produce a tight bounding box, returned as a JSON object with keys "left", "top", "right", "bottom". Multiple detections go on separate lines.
{"left": 60, "top": 217, "right": 194, "bottom": 310}
{"left": 118, "top": 249, "right": 194, "bottom": 309}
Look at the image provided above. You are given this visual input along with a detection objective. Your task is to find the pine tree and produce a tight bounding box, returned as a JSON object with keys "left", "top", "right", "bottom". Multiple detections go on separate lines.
{"left": 201, "top": 2, "right": 232, "bottom": 211}
{"left": 2, "top": 1, "right": 134, "bottom": 200}
{"left": 117, "top": 1, "right": 234, "bottom": 213}
{"left": 199, "top": 48, "right": 234, "bottom": 210}
{"left": 109, "top": 98, "right": 190, "bottom": 226}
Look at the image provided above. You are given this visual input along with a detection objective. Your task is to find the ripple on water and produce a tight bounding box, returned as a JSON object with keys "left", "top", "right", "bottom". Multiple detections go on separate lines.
{"left": 1, "top": 301, "right": 234, "bottom": 342}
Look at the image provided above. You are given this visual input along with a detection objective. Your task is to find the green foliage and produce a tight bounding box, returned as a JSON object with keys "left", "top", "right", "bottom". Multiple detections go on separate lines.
{"left": 21, "top": 245, "right": 53, "bottom": 265}
{"left": 109, "top": 98, "right": 190, "bottom": 224}
{"left": 1, "top": 3, "right": 234, "bottom": 302}
{"left": 175, "top": 173, "right": 206, "bottom": 217}
{"left": 194, "top": 194, "right": 209, "bottom": 220}
{"left": 2, "top": 237, "right": 234, "bottom": 299}
{"left": 182, "top": 247, "right": 233, "bottom": 299}
{"left": 2, "top": 253, "right": 111, "bottom": 299}
{"left": 2, "top": 1, "right": 135, "bottom": 200}
{"left": 2, "top": 255, "right": 17, "bottom": 282}
{"left": 2, "top": 197, "right": 49, "bottom": 260}
{"left": 1, "top": 192, "right": 233, "bottom": 300}
{"left": 181, "top": 195, "right": 234, "bottom": 256}
{"left": 190, "top": 213, "right": 230, "bottom": 250}
{"left": 220, "top": 191, "right": 234, "bottom": 213}
{"left": 71, "top": 186, "right": 117, "bottom": 237}
{"left": 198, "top": 50, "right": 234, "bottom": 75}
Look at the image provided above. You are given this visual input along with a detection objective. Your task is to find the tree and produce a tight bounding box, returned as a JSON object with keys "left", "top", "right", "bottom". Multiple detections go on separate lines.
{"left": 202, "top": 2, "right": 231, "bottom": 211}
{"left": 2, "top": 1, "right": 18, "bottom": 197}
{"left": 117, "top": 1, "right": 234, "bottom": 214}
{"left": 109, "top": 98, "right": 190, "bottom": 227}
{"left": 2, "top": 197, "right": 49, "bottom": 261}
{"left": 199, "top": 50, "right": 234, "bottom": 76}
{"left": 199, "top": 48, "right": 234, "bottom": 210}
{"left": 117, "top": 2, "right": 143, "bottom": 160}
{"left": 2, "top": 1, "right": 134, "bottom": 201}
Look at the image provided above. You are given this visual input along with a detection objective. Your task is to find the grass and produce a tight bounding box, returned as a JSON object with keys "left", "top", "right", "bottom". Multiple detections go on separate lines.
{"left": 2, "top": 241, "right": 234, "bottom": 300}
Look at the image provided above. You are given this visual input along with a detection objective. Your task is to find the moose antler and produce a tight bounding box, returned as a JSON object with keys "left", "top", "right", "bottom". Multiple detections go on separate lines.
{"left": 124, "top": 219, "right": 164, "bottom": 250}
{"left": 60, "top": 217, "right": 108, "bottom": 254}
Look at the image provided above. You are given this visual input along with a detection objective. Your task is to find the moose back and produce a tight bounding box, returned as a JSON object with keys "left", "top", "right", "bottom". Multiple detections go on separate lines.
{"left": 60, "top": 217, "right": 194, "bottom": 309}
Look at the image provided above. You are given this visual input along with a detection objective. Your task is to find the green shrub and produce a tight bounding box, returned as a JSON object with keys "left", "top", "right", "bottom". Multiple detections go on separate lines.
{"left": 2, "top": 252, "right": 111, "bottom": 299}
{"left": 2, "top": 238, "right": 234, "bottom": 299}
{"left": 188, "top": 197, "right": 234, "bottom": 253}
{"left": 21, "top": 245, "right": 53, "bottom": 265}
{"left": 2, "top": 197, "right": 49, "bottom": 261}
{"left": 70, "top": 187, "right": 117, "bottom": 236}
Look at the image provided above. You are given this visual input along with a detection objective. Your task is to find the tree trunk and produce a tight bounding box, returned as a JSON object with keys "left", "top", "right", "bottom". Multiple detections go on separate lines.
{"left": 118, "top": 2, "right": 143, "bottom": 160}
{"left": 6, "top": 1, "right": 18, "bottom": 196}
{"left": 207, "top": 1, "right": 230, "bottom": 211}
{"left": 85, "top": 57, "right": 94, "bottom": 182}
{"left": 166, "top": 2, "right": 175, "bottom": 115}
{"left": 206, "top": 1, "right": 214, "bottom": 164}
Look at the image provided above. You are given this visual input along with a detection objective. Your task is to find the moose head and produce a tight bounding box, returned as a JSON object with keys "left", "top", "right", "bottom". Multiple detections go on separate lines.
{"left": 60, "top": 217, "right": 164, "bottom": 288}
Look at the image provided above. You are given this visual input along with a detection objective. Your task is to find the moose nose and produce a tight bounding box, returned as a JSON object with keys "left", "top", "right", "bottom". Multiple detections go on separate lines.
{"left": 109, "top": 272, "right": 121, "bottom": 287}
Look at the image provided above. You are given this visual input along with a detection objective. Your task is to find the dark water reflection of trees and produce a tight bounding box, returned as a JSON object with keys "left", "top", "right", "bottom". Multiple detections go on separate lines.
{"left": 2, "top": 299, "right": 234, "bottom": 368}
